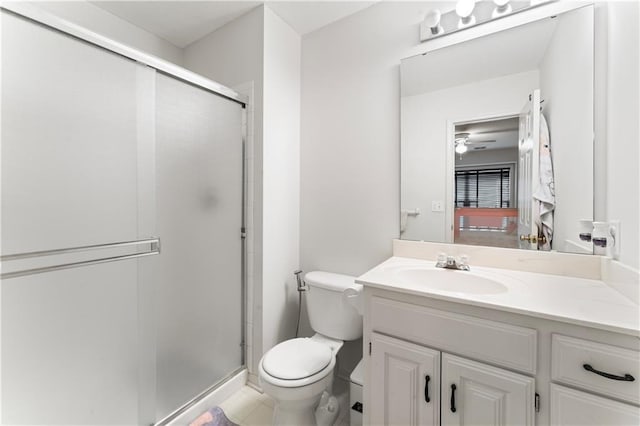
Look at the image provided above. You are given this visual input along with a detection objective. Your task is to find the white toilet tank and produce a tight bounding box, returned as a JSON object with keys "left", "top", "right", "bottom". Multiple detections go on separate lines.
{"left": 305, "top": 271, "right": 363, "bottom": 341}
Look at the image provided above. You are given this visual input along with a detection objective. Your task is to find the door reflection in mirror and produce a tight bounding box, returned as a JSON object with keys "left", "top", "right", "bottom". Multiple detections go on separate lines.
{"left": 453, "top": 116, "right": 519, "bottom": 248}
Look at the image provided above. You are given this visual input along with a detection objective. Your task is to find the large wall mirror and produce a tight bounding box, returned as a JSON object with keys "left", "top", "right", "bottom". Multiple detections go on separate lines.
{"left": 400, "top": 4, "right": 594, "bottom": 254}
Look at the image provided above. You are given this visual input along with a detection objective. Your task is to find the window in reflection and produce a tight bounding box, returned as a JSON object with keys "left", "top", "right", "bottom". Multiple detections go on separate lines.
{"left": 453, "top": 117, "right": 519, "bottom": 248}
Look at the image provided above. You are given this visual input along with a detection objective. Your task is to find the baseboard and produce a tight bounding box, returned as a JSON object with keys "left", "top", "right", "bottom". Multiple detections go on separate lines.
{"left": 247, "top": 372, "right": 260, "bottom": 388}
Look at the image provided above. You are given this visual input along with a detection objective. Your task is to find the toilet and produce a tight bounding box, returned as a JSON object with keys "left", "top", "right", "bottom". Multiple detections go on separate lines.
{"left": 259, "top": 271, "right": 363, "bottom": 426}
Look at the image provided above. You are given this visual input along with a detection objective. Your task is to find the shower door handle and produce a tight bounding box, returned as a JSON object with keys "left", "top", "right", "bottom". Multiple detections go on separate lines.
{"left": 1, "top": 237, "right": 161, "bottom": 279}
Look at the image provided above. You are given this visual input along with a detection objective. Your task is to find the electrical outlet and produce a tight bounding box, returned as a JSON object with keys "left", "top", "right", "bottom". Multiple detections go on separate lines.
{"left": 432, "top": 201, "right": 444, "bottom": 212}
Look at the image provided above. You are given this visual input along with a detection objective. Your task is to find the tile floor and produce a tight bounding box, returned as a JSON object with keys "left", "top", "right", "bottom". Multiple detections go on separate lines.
{"left": 217, "top": 379, "right": 350, "bottom": 426}
{"left": 218, "top": 386, "right": 274, "bottom": 426}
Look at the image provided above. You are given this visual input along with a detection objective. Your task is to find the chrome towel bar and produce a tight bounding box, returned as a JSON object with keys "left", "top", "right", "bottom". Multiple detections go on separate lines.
{"left": 1, "top": 238, "right": 160, "bottom": 279}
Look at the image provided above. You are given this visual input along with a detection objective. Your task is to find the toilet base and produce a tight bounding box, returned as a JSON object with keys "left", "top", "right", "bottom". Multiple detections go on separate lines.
{"left": 260, "top": 372, "right": 334, "bottom": 426}
{"left": 272, "top": 395, "right": 319, "bottom": 426}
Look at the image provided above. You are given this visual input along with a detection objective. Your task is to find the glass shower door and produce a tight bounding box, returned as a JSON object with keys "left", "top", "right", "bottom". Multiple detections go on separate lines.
{"left": 2, "top": 9, "right": 245, "bottom": 425}
{"left": 153, "top": 73, "right": 244, "bottom": 421}
{"left": 1, "top": 10, "right": 156, "bottom": 425}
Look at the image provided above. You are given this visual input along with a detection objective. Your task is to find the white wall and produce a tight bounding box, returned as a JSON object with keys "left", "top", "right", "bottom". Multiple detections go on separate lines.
{"left": 184, "top": 5, "right": 301, "bottom": 380}
{"left": 25, "top": 1, "right": 183, "bottom": 64}
{"left": 301, "top": 2, "right": 450, "bottom": 277}
{"left": 539, "top": 6, "right": 594, "bottom": 254}
{"left": 401, "top": 71, "right": 539, "bottom": 242}
{"left": 261, "top": 6, "right": 301, "bottom": 370}
{"left": 603, "top": 1, "right": 639, "bottom": 269}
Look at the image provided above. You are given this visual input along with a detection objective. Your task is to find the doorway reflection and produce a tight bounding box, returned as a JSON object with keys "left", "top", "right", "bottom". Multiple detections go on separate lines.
{"left": 453, "top": 117, "right": 519, "bottom": 248}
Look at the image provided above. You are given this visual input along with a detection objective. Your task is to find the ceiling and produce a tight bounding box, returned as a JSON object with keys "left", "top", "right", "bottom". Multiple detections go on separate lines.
{"left": 456, "top": 117, "right": 519, "bottom": 151}
{"left": 91, "top": 1, "right": 377, "bottom": 48}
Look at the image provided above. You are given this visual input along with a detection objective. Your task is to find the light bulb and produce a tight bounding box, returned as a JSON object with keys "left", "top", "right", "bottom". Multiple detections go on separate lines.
{"left": 456, "top": 0, "right": 476, "bottom": 18}
{"left": 456, "top": 0, "right": 477, "bottom": 28}
{"left": 455, "top": 143, "right": 468, "bottom": 154}
{"left": 492, "top": 0, "right": 512, "bottom": 18}
{"left": 424, "top": 9, "right": 444, "bottom": 36}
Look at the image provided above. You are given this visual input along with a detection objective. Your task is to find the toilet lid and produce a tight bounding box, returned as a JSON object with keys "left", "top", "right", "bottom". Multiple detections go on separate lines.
{"left": 262, "top": 338, "right": 332, "bottom": 380}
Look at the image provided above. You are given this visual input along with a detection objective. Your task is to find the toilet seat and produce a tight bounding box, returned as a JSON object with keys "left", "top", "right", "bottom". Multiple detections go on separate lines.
{"left": 259, "top": 336, "right": 340, "bottom": 389}
{"left": 262, "top": 338, "right": 332, "bottom": 380}
{"left": 259, "top": 356, "right": 335, "bottom": 389}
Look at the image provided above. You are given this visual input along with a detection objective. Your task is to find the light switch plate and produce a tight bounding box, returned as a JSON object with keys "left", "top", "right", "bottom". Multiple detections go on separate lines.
{"left": 432, "top": 200, "right": 444, "bottom": 212}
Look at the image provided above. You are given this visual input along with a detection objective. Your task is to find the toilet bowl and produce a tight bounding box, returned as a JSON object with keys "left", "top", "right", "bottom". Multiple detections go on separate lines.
{"left": 258, "top": 271, "right": 363, "bottom": 426}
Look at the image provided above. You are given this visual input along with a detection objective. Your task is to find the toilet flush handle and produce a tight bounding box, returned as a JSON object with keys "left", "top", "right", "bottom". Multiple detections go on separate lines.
{"left": 343, "top": 284, "right": 364, "bottom": 314}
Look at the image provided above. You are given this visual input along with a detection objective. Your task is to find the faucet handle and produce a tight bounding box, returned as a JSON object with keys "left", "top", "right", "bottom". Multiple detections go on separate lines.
{"left": 435, "top": 252, "right": 447, "bottom": 267}
{"left": 459, "top": 254, "right": 470, "bottom": 270}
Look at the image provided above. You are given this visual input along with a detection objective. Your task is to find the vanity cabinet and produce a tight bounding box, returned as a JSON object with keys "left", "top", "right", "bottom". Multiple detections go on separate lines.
{"left": 363, "top": 288, "right": 640, "bottom": 426}
{"left": 369, "top": 332, "right": 535, "bottom": 426}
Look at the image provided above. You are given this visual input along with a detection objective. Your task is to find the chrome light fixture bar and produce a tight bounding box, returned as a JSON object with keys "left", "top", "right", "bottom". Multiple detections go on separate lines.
{"left": 420, "top": 0, "right": 555, "bottom": 43}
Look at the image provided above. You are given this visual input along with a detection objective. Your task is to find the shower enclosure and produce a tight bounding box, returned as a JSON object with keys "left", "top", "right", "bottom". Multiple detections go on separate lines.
{"left": 1, "top": 6, "right": 246, "bottom": 425}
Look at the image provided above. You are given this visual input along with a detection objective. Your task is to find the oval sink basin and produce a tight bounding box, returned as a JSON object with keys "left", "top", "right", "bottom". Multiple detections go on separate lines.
{"left": 395, "top": 268, "right": 508, "bottom": 295}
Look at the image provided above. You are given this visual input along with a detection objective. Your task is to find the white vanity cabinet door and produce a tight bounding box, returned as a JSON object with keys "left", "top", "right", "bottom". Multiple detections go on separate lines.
{"left": 441, "top": 353, "right": 535, "bottom": 426}
{"left": 370, "top": 333, "right": 440, "bottom": 426}
{"left": 550, "top": 384, "right": 640, "bottom": 425}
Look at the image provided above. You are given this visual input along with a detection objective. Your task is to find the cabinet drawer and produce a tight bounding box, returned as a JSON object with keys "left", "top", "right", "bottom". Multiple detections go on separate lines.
{"left": 552, "top": 334, "right": 640, "bottom": 404}
{"left": 370, "top": 297, "right": 537, "bottom": 374}
{"left": 550, "top": 384, "right": 640, "bottom": 426}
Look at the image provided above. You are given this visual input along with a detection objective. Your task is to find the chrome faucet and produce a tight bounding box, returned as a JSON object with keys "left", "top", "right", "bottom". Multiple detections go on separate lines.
{"left": 435, "top": 253, "right": 470, "bottom": 271}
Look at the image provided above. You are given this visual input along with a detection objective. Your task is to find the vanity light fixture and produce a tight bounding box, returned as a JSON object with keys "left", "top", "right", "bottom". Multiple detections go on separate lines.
{"left": 456, "top": 0, "right": 477, "bottom": 29}
{"left": 424, "top": 9, "right": 444, "bottom": 36}
{"left": 492, "top": 0, "right": 512, "bottom": 18}
{"left": 419, "top": 0, "right": 559, "bottom": 43}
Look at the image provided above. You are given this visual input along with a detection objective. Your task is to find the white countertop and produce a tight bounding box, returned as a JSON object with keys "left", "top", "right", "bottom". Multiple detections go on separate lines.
{"left": 357, "top": 256, "right": 640, "bottom": 337}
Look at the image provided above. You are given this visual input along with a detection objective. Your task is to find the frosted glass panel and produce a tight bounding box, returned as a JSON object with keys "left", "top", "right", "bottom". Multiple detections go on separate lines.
{"left": 154, "top": 74, "right": 244, "bottom": 420}
{"left": 1, "top": 11, "right": 139, "bottom": 253}
{"left": 1, "top": 264, "right": 140, "bottom": 424}
{"left": 1, "top": 11, "right": 147, "bottom": 424}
